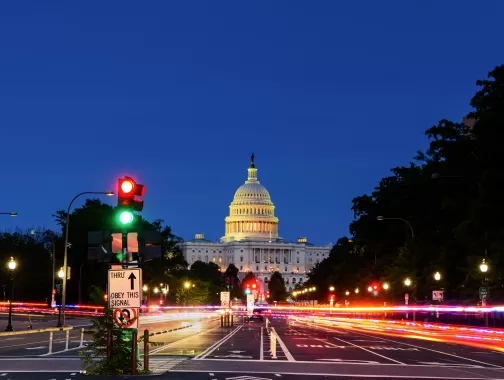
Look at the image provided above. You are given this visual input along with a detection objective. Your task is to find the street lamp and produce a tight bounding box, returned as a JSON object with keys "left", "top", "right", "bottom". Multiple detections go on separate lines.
{"left": 480, "top": 260, "right": 488, "bottom": 273}
{"left": 153, "top": 287, "right": 159, "bottom": 294}
{"left": 329, "top": 286, "right": 335, "bottom": 292}
{"left": 5, "top": 257, "right": 17, "bottom": 331}
{"left": 56, "top": 269, "right": 64, "bottom": 327}
{"left": 377, "top": 216, "right": 415, "bottom": 240}
{"left": 367, "top": 286, "right": 373, "bottom": 292}
{"left": 404, "top": 278, "right": 411, "bottom": 287}
{"left": 355, "top": 288, "right": 359, "bottom": 294}
{"left": 345, "top": 291, "right": 350, "bottom": 296}
{"left": 383, "top": 282, "right": 390, "bottom": 290}
{"left": 61, "top": 190, "right": 114, "bottom": 327}
{"left": 143, "top": 285, "right": 148, "bottom": 292}
{"left": 434, "top": 272, "right": 441, "bottom": 281}
{"left": 184, "top": 281, "right": 191, "bottom": 289}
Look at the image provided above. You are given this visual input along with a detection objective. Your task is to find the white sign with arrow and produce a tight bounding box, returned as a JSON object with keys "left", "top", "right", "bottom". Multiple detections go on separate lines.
{"left": 108, "top": 268, "right": 142, "bottom": 309}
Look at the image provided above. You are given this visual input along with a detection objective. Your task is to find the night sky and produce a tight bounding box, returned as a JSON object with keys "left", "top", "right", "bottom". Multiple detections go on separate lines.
{"left": 1, "top": 1, "right": 503, "bottom": 244}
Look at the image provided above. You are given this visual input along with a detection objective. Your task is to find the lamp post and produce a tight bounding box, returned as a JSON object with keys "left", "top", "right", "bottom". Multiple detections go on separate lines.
{"left": 5, "top": 257, "right": 17, "bottom": 331}
{"left": 61, "top": 191, "right": 113, "bottom": 327}
{"left": 376, "top": 216, "right": 415, "bottom": 240}
{"left": 57, "top": 269, "right": 64, "bottom": 327}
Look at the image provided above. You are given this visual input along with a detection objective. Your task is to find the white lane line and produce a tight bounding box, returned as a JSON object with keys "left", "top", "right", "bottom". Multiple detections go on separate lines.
{"left": 330, "top": 336, "right": 404, "bottom": 365}
{"left": 270, "top": 327, "right": 295, "bottom": 362}
{"left": 0, "top": 374, "right": 6, "bottom": 376}
{"left": 209, "top": 373, "right": 214, "bottom": 376}
{"left": 337, "top": 327, "right": 504, "bottom": 369}
{"left": 150, "top": 324, "right": 221, "bottom": 355}
{"left": 260, "top": 327, "right": 264, "bottom": 361}
{"left": 197, "top": 325, "right": 243, "bottom": 359}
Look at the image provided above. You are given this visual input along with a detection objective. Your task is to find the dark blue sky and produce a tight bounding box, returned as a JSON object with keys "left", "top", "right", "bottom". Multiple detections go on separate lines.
{"left": 1, "top": 1, "right": 503, "bottom": 244}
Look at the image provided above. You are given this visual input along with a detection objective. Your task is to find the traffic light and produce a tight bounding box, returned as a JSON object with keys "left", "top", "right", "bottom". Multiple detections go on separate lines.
{"left": 117, "top": 176, "right": 145, "bottom": 225}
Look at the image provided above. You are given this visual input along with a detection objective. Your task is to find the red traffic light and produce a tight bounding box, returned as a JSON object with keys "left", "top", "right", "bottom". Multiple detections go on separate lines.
{"left": 121, "top": 179, "right": 135, "bottom": 194}
{"left": 118, "top": 176, "right": 146, "bottom": 212}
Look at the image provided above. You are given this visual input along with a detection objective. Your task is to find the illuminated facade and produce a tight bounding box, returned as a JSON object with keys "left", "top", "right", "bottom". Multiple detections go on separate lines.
{"left": 179, "top": 155, "right": 331, "bottom": 293}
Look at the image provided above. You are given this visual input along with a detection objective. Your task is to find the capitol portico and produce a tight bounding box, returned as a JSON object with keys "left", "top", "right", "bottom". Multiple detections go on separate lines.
{"left": 179, "top": 155, "right": 331, "bottom": 293}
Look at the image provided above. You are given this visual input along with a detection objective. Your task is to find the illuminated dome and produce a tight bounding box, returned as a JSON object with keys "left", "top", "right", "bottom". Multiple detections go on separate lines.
{"left": 221, "top": 154, "right": 281, "bottom": 242}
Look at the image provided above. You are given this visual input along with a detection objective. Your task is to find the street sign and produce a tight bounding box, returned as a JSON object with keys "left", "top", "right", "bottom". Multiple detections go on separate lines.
{"left": 113, "top": 308, "right": 139, "bottom": 329}
{"left": 432, "top": 290, "right": 444, "bottom": 301}
{"left": 479, "top": 287, "right": 489, "bottom": 300}
{"left": 108, "top": 268, "right": 141, "bottom": 308}
{"left": 221, "top": 291, "right": 230, "bottom": 309}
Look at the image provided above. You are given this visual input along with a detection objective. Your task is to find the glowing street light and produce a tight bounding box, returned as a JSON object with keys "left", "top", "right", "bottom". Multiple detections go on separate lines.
{"left": 383, "top": 282, "right": 390, "bottom": 290}
{"left": 480, "top": 260, "right": 488, "bottom": 273}
{"left": 354, "top": 288, "right": 359, "bottom": 294}
{"left": 329, "top": 286, "right": 335, "bottom": 292}
{"left": 367, "top": 286, "right": 373, "bottom": 292}
{"left": 7, "top": 258, "right": 16, "bottom": 271}
{"left": 184, "top": 281, "right": 191, "bottom": 289}
{"left": 153, "top": 287, "right": 159, "bottom": 294}
{"left": 345, "top": 291, "right": 350, "bottom": 296}
{"left": 434, "top": 272, "right": 441, "bottom": 281}
{"left": 143, "top": 285, "right": 148, "bottom": 292}
{"left": 404, "top": 278, "right": 411, "bottom": 287}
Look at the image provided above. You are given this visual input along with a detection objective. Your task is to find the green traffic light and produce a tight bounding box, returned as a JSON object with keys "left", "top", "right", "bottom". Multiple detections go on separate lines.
{"left": 119, "top": 210, "right": 134, "bottom": 224}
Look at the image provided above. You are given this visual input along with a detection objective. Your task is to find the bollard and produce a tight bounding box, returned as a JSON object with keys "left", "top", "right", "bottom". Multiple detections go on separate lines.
{"left": 143, "top": 329, "right": 149, "bottom": 372}
{"left": 220, "top": 315, "right": 223, "bottom": 327}
{"left": 48, "top": 331, "right": 54, "bottom": 354}
{"left": 28, "top": 314, "right": 33, "bottom": 330}
{"left": 79, "top": 328, "right": 84, "bottom": 348}
{"left": 271, "top": 331, "right": 277, "bottom": 359}
{"left": 65, "top": 329, "right": 70, "bottom": 350}
{"left": 131, "top": 331, "right": 138, "bottom": 375}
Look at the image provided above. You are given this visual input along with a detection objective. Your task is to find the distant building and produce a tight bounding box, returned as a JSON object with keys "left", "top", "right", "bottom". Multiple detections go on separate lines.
{"left": 178, "top": 155, "right": 332, "bottom": 295}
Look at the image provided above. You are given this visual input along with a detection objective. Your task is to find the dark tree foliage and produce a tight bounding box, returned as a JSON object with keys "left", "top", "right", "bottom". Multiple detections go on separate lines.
{"left": 268, "top": 271, "right": 287, "bottom": 302}
{"left": 308, "top": 65, "right": 504, "bottom": 304}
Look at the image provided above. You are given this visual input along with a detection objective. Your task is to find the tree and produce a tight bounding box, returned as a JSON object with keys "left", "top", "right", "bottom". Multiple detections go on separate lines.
{"left": 307, "top": 65, "right": 504, "bottom": 303}
{"left": 268, "top": 272, "right": 287, "bottom": 302}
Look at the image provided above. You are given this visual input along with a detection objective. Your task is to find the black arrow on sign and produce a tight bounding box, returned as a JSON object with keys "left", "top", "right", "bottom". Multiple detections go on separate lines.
{"left": 128, "top": 272, "right": 137, "bottom": 290}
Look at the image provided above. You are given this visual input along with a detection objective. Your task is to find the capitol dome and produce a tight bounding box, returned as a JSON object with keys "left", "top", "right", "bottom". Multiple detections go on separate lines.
{"left": 221, "top": 154, "right": 280, "bottom": 243}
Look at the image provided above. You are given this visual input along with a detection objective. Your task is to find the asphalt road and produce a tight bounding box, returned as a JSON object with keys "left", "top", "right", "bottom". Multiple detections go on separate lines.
{"left": 3, "top": 315, "right": 504, "bottom": 378}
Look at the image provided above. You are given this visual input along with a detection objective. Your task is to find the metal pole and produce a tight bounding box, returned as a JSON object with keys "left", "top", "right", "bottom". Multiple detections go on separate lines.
{"left": 106, "top": 329, "right": 112, "bottom": 359}
{"left": 143, "top": 330, "right": 149, "bottom": 371}
{"left": 78, "top": 264, "right": 83, "bottom": 305}
{"left": 5, "top": 271, "right": 14, "bottom": 332}
{"left": 51, "top": 242, "right": 56, "bottom": 307}
{"left": 131, "top": 331, "right": 138, "bottom": 375}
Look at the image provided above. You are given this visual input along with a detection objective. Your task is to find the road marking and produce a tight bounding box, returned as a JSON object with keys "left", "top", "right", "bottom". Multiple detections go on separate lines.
{"left": 172, "top": 368, "right": 498, "bottom": 378}
{"left": 0, "top": 374, "right": 6, "bottom": 376}
{"left": 270, "top": 327, "right": 295, "bottom": 362}
{"left": 337, "top": 327, "right": 504, "bottom": 368}
{"left": 260, "top": 327, "right": 264, "bottom": 361}
{"left": 317, "top": 359, "right": 380, "bottom": 364}
{"left": 196, "top": 325, "right": 243, "bottom": 359}
{"left": 25, "top": 346, "right": 46, "bottom": 350}
{"left": 209, "top": 373, "right": 214, "bottom": 376}
{"left": 329, "top": 336, "right": 404, "bottom": 364}
{"left": 150, "top": 324, "right": 222, "bottom": 355}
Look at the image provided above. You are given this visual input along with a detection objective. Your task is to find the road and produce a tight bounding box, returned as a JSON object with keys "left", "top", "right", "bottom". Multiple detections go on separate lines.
{"left": 2, "top": 314, "right": 504, "bottom": 379}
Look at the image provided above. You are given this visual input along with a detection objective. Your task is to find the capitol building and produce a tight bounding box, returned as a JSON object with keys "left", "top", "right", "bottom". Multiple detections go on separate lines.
{"left": 179, "top": 155, "right": 332, "bottom": 293}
